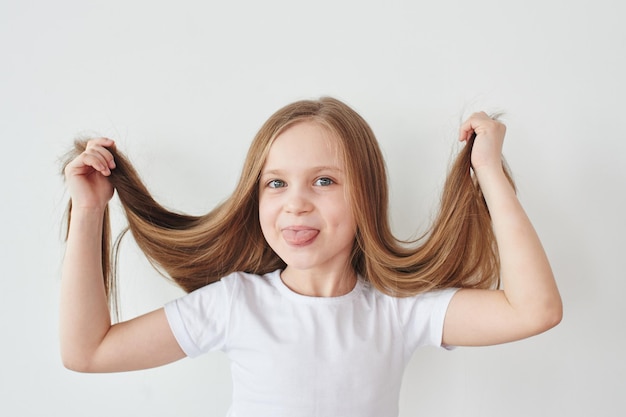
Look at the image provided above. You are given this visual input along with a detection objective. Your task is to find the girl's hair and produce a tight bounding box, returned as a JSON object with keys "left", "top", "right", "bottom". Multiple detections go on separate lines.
{"left": 63, "top": 97, "right": 514, "bottom": 314}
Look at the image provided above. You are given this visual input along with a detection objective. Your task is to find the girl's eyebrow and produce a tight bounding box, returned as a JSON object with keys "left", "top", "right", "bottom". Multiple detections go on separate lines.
{"left": 260, "top": 166, "right": 344, "bottom": 178}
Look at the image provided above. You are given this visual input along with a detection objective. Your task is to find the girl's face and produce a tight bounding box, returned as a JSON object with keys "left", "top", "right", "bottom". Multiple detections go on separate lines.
{"left": 258, "top": 121, "right": 356, "bottom": 276}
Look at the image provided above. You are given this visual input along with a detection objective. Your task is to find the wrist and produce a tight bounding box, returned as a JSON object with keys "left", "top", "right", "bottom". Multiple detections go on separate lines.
{"left": 70, "top": 205, "right": 107, "bottom": 218}
{"left": 473, "top": 163, "right": 504, "bottom": 181}
{"left": 473, "top": 164, "right": 513, "bottom": 197}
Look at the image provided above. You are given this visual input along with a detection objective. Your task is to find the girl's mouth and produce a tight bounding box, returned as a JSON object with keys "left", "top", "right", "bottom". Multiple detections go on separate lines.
{"left": 282, "top": 228, "right": 319, "bottom": 246}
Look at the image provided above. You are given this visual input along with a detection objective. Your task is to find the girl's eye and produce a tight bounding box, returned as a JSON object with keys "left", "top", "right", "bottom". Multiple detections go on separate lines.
{"left": 315, "top": 177, "right": 334, "bottom": 186}
{"left": 267, "top": 179, "right": 286, "bottom": 189}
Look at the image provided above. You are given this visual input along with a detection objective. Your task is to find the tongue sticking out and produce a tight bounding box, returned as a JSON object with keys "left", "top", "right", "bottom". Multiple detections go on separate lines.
{"left": 282, "top": 229, "right": 319, "bottom": 245}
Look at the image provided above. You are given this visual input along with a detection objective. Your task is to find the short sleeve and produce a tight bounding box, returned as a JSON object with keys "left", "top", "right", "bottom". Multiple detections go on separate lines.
{"left": 394, "top": 288, "right": 459, "bottom": 355}
{"left": 164, "top": 277, "right": 234, "bottom": 358}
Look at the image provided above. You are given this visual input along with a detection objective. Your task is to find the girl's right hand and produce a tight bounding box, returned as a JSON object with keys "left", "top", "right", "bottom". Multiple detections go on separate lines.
{"left": 64, "top": 138, "right": 117, "bottom": 210}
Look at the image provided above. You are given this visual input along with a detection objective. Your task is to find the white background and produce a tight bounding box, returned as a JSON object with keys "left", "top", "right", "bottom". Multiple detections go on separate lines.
{"left": 1, "top": 0, "right": 624, "bottom": 416}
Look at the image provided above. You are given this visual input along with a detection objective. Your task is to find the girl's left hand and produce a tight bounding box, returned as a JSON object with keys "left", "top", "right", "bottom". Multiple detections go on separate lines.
{"left": 459, "top": 112, "right": 506, "bottom": 172}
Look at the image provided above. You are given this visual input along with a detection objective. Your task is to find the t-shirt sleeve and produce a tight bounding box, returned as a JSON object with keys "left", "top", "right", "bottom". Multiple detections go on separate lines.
{"left": 164, "top": 277, "right": 234, "bottom": 358}
{"left": 394, "top": 288, "right": 459, "bottom": 353}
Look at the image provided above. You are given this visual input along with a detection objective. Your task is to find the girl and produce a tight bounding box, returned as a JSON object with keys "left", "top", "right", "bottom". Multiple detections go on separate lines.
{"left": 60, "top": 97, "right": 562, "bottom": 417}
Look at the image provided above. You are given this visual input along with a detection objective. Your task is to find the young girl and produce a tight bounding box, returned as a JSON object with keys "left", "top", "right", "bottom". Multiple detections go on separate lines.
{"left": 60, "top": 97, "right": 562, "bottom": 416}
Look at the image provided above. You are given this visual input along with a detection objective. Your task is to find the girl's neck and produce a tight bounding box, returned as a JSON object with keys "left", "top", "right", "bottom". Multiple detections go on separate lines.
{"left": 280, "top": 267, "right": 357, "bottom": 297}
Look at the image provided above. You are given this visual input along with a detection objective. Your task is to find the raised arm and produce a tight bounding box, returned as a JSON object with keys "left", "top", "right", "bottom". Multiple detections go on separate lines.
{"left": 60, "top": 138, "right": 185, "bottom": 372}
{"left": 442, "top": 113, "right": 562, "bottom": 347}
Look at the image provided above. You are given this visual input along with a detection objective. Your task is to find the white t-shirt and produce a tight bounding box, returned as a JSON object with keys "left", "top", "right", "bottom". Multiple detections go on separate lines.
{"left": 164, "top": 269, "right": 457, "bottom": 417}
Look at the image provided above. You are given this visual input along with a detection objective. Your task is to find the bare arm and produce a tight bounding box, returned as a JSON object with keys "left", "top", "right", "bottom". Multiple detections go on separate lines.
{"left": 442, "top": 114, "right": 562, "bottom": 347}
{"left": 60, "top": 139, "right": 185, "bottom": 372}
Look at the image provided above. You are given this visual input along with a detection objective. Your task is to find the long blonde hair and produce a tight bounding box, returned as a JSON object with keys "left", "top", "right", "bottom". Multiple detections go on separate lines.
{"left": 63, "top": 97, "right": 514, "bottom": 313}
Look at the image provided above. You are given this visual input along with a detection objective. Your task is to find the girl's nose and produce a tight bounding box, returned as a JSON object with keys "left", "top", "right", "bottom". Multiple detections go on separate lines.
{"left": 284, "top": 188, "right": 313, "bottom": 215}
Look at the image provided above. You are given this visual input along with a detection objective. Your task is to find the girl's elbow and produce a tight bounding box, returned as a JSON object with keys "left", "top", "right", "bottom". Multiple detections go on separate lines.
{"left": 62, "top": 356, "right": 91, "bottom": 373}
{"left": 532, "top": 296, "right": 563, "bottom": 335}
{"left": 61, "top": 349, "right": 100, "bottom": 373}
{"left": 546, "top": 298, "right": 563, "bottom": 329}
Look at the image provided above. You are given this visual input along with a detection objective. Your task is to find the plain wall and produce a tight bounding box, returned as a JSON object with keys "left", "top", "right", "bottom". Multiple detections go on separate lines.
{"left": 1, "top": 0, "right": 624, "bottom": 415}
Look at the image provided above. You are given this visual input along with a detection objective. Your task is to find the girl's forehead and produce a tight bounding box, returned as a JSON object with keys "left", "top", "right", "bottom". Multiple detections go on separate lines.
{"left": 265, "top": 121, "right": 344, "bottom": 165}
{"left": 274, "top": 120, "right": 338, "bottom": 143}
